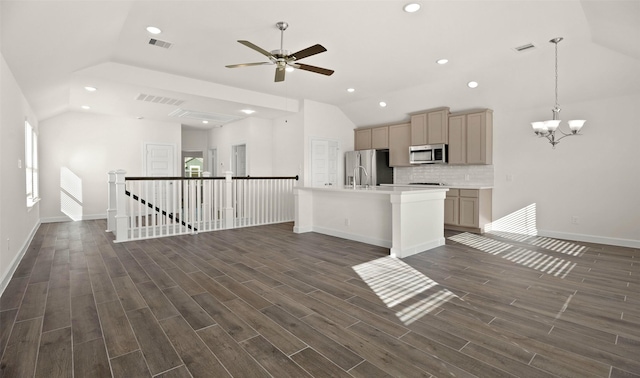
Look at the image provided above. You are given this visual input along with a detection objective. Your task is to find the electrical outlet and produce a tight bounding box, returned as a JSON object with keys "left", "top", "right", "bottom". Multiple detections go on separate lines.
{"left": 345, "top": 218, "right": 350, "bottom": 226}
{"left": 464, "top": 174, "right": 470, "bottom": 181}
{"left": 571, "top": 216, "right": 579, "bottom": 225}
{"left": 506, "top": 174, "right": 513, "bottom": 182}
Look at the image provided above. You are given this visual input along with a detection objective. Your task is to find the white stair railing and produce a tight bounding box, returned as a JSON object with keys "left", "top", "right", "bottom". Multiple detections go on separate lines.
{"left": 107, "top": 170, "right": 297, "bottom": 242}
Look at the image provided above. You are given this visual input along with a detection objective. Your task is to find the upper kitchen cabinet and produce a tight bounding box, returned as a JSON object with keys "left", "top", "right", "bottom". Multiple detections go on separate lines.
{"left": 388, "top": 123, "right": 411, "bottom": 167}
{"left": 371, "top": 126, "right": 389, "bottom": 149}
{"left": 410, "top": 107, "right": 449, "bottom": 146}
{"left": 355, "top": 126, "right": 389, "bottom": 150}
{"left": 448, "top": 109, "right": 493, "bottom": 165}
{"left": 355, "top": 128, "right": 372, "bottom": 150}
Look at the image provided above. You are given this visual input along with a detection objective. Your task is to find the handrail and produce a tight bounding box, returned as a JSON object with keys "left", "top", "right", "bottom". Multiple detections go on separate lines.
{"left": 124, "top": 190, "right": 197, "bottom": 231}
{"left": 125, "top": 175, "right": 299, "bottom": 181}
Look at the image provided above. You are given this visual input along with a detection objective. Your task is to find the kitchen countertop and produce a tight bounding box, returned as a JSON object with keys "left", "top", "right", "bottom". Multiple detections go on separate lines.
{"left": 382, "top": 184, "right": 494, "bottom": 190}
{"left": 295, "top": 185, "right": 449, "bottom": 194}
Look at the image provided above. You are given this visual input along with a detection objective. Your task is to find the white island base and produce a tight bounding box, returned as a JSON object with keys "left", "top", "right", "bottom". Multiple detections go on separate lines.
{"left": 294, "top": 186, "right": 448, "bottom": 258}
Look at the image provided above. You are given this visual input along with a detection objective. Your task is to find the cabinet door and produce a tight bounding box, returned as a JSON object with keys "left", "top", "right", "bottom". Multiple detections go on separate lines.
{"left": 444, "top": 197, "right": 459, "bottom": 225}
{"left": 371, "top": 126, "right": 389, "bottom": 149}
{"left": 410, "top": 114, "right": 427, "bottom": 146}
{"left": 466, "top": 113, "right": 485, "bottom": 164}
{"left": 459, "top": 197, "right": 479, "bottom": 228}
{"left": 427, "top": 109, "right": 448, "bottom": 144}
{"left": 355, "top": 129, "right": 372, "bottom": 150}
{"left": 448, "top": 115, "right": 465, "bottom": 164}
{"left": 388, "top": 123, "right": 411, "bottom": 167}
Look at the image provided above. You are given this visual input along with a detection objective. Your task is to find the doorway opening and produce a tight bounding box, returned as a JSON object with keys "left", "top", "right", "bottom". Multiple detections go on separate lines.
{"left": 183, "top": 150, "right": 204, "bottom": 177}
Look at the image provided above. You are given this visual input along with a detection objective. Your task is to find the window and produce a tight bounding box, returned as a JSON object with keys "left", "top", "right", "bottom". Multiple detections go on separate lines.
{"left": 182, "top": 150, "right": 204, "bottom": 177}
{"left": 25, "top": 120, "right": 39, "bottom": 207}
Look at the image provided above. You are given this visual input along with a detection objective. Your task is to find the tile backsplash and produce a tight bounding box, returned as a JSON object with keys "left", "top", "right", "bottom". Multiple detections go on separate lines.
{"left": 394, "top": 165, "right": 494, "bottom": 186}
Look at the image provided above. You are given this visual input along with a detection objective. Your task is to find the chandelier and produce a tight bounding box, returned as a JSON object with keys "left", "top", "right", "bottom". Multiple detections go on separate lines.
{"left": 531, "top": 37, "right": 585, "bottom": 148}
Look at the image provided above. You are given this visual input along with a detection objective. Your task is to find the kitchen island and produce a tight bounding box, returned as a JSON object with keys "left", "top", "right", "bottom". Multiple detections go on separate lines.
{"left": 293, "top": 186, "right": 448, "bottom": 258}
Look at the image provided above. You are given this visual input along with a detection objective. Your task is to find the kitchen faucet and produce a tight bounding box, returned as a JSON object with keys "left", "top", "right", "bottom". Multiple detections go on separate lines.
{"left": 353, "top": 165, "right": 369, "bottom": 189}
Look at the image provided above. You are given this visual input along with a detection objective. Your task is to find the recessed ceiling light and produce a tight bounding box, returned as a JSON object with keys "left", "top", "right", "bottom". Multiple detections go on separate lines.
{"left": 347, "top": 88, "right": 355, "bottom": 93}
{"left": 136, "top": 116, "right": 144, "bottom": 120}
{"left": 403, "top": 3, "right": 421, "bottom": 13}
{"left": 467, "top": 81, "right": 479, "bottom": 88}
{"left": 202, "top": 120, "right": 209, "bottom": 124}
{"left": 81, "top": 105, "right": 91, "bottom": 110}
{"left": 285, "top": 66, "right": 294, "bottom": 73}
{"left": 436, "top": 59, "right": 448, "bottom": 65}
{"left": 84, "top": 86, "right": 97, "bottom": 92}
{"left": 241, "top": 109, "right": 255, "bottom": 115}
{"left": 146, "top": 26, "right": 162, "bottom": 35}
{"left": 379, "top": 101, "right": 387, "bottom": 107}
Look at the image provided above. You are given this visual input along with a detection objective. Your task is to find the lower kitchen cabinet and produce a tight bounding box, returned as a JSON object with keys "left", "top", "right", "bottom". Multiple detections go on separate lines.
{"left": 444, "top": 188, "right": 492, "bottom": 233}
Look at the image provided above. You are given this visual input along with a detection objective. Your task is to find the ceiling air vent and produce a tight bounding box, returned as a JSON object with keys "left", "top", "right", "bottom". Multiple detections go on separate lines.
{"left": 149, "top": 38, "right": 172, "bottom": 49}
{"left": 135, "top": 93, "right": 184, "bottom": 106}
{"left": 514, "top": 43, "right": 536, "bottom": 52}
{"left": 168, "top": 108, "right": 242, "bottom": 125}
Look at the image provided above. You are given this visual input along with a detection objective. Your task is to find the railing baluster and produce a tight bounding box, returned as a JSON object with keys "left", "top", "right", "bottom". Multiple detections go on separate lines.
{"left": 114, "top": 175, "right": 297, "bottom": 242}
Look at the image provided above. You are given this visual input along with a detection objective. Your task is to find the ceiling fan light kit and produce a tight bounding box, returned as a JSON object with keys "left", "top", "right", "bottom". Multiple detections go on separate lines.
{"left": 226, "top": 21, "right": 334, "bottom": 82}
{"left": 531, "top": 37, "right": 585, "bottom": 148}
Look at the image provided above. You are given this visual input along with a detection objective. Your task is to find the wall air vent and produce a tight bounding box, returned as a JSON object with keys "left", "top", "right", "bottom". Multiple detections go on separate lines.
{"left": 149, "top": 38, "right": 172, "bottom": 49}
{"left": 168, "top": 108, "right": 242, "bottom": 125}
{"left": 514, "top": 43, "right": 536, "bottom": 52}
{"left": 135, "top": 93, "right": 184, "bottom": 106}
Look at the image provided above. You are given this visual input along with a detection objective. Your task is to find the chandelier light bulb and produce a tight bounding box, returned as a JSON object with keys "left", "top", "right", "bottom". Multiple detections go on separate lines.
{"left": 568, "top": 120, "right": 586, "bottom": 132}
{"left": 544, "top": 120, "right": 561, "bottom": 132}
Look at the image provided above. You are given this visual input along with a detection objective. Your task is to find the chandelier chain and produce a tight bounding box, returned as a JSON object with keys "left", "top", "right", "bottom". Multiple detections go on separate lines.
{"left": 555, "top": 40, "right": 559, "bottom": 109}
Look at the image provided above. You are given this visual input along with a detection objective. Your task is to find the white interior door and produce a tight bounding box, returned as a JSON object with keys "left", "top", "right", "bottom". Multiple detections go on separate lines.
{"left": 232, "top": 144, "right": 246, "bottom": 176}
{"left": 311, "top": 139, "right": 339, "bottom": 187}
{"left": 144, "top": 143, "right": 176, "bottom": 177}
{"left": 143, "top": 143, "right": 176, "bottom": 214}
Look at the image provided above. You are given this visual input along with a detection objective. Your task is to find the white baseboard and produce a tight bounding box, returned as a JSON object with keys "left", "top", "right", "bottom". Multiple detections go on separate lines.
{"left": 537, "top": 229, "right": 640, "bottom": 249}
{"left": 0, "top": 220, "right": 41, "bottom": 299}
{"left": 390, "top": 238, "right": 446, "bottom": 258}
{"left": 40, "top": 213, "right": 107, "bottom": 223}
{"left": 305, "top": 226, "right": 392, "bottom": 249}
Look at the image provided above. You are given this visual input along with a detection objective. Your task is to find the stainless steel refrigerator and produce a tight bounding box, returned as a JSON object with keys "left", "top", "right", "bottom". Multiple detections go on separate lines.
{"left": 345, "top": 149, "right": 393, "bottom": 187}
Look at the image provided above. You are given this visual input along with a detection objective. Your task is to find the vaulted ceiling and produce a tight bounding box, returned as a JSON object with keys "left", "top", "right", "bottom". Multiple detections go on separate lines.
{"left": 2, "top": 1, "right": 639, "bottom": 129}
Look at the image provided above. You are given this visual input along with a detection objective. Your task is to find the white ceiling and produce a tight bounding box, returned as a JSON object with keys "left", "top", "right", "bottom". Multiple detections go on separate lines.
{"left": 2, "top": 1, "right": 639, "bottom": 129}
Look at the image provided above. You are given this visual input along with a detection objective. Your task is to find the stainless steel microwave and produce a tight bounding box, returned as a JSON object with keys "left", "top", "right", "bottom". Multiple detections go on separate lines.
{"left": 409, "top": 144, "right": 447, "bottom": 164}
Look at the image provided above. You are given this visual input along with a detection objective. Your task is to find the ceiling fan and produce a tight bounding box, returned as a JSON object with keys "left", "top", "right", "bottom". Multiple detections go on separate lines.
{"left": 226, "top": 21, "right": 334, "bottom": 82}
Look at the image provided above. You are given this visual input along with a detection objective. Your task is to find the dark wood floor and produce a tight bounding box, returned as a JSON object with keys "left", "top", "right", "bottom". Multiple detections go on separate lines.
{"left": 1, "top": 220, "right": 639, "bottom": 377}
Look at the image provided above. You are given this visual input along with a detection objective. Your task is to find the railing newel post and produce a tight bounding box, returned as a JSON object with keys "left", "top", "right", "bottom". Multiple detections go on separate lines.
{"left": 107, "top": 171, "right": 116, "bottom": 232}
{"left": 114, "top": 169, "right": 129, "bottom": 242}
{"left": 224, "top": 171, "right": 234, "bottom": 229}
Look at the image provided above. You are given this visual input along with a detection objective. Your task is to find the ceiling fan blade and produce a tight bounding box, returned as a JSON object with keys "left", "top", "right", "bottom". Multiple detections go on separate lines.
{"left": 226, "top": 62, "right": 272, "bottom": 68}
{"left": 295, "top": 63, "right": 334, "bottom": 76}
{"left": 290, "top": 44, "right": 327, "bottom": 60}
{"left": 274, "top": 67, "right": 286, "bottom": 82}
{"left": 238, "top": 40, "right": 274, "bottom": 58}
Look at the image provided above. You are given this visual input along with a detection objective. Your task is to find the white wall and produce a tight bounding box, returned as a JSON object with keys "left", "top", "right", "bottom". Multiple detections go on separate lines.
{"left": 208, "top": 117, "right": 274, "bottom": 176}
{"left": 272, "top": 111, "right": 304, "bottom": 178}
{"left": 302, "top": 100, "right": 356, "bottom": 186}
{"left": 0, "top": 53, "right": 41, "bottom": 293}
{"left": 492, "top": 93, "right": 640, "bottom": 247}
{"left": 39, "top": 112, "right": 181, "bottom": 221}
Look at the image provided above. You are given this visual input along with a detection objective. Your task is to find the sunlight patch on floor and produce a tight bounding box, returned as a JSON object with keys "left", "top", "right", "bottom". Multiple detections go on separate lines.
{"left": 449, "top": 233, "right": 576, "bottom": 278}
{"left": 353, "top": 256, "right": 458, "bottom": 325}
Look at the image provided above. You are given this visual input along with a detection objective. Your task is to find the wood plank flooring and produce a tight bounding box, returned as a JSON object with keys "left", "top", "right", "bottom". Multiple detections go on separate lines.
{"left": 1, "top": 220, "right": 639, "bottom": 377}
